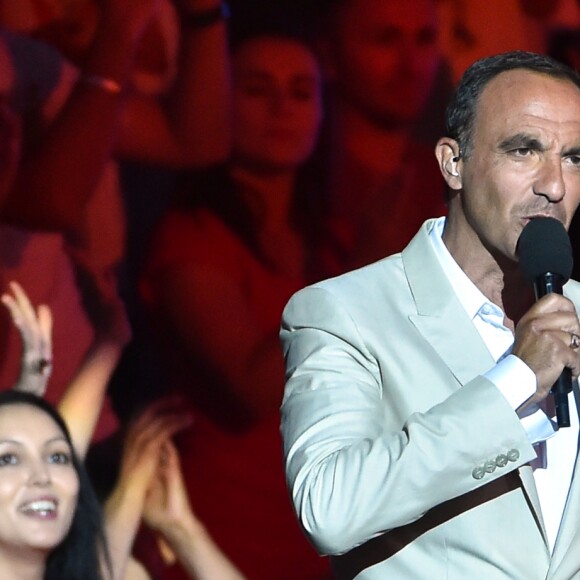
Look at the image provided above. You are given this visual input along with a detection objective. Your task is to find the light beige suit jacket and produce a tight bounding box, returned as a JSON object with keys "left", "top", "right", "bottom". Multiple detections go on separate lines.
{"left": 281, "top": 219, "right": 580, "bottom": 579}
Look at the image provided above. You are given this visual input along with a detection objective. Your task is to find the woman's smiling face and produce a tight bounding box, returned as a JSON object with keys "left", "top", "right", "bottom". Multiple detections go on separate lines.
{"left": 0, "top": 403, "right": 79, "bottom": 557}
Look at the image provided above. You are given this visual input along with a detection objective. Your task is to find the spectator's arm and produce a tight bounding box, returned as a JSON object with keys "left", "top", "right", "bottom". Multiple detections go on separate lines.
{"left": 144, "top": 440, "right": 245, "bottom": 580}
{"left": 56, "top": 252, "right": 131, "bottom": 458}
{"left": 104, "top": 403, "right": 192, "bottom": 580}
{"left": 0, "top": 0, "right": 160, "bottom": 231}
{"left": 117, "top": 0, "right": 232, "bottom": 167}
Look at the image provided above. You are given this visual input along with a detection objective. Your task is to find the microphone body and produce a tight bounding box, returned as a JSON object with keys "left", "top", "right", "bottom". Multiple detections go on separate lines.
{"left": 518, "top": 217, "right": 574, "bottom": 429}
{"left": 533, "top": 272, "right": 572, "bottom": 428}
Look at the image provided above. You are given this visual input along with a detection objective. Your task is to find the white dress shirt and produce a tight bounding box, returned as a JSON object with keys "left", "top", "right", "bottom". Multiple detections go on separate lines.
{"left": 429, "top": 216, "right": 579, "bottom": 551}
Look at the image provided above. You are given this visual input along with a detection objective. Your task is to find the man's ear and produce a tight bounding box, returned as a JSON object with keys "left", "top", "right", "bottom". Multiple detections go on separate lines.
{"left": 435, "top": 137, "right": 462, "bottom": 190}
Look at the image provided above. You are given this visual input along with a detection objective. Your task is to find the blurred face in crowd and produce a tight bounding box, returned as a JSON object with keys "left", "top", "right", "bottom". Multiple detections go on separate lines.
{"left": 324, "top": 0, "right": 440, "bottom": 128}
{"left": 232, "top": 36, "right": 323, "bottom": 173}
{"left": 0, "top": 404, "right": 79, "bottom": 559}
{"left": 441, "top": 70, "right": 580, "bottom": 264}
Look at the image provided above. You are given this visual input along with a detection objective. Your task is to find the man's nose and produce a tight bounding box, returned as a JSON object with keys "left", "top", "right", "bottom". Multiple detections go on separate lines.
{"left": 534, "top": 158, "right": 566, "bottom": 203}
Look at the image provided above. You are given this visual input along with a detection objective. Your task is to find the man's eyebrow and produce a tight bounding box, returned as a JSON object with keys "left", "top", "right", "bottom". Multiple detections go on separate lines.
{"left": 563, "top": 145, "right": 580, "bottom": 157}
{"left": 498, "top": 133, "right": 544, "bottom": 152}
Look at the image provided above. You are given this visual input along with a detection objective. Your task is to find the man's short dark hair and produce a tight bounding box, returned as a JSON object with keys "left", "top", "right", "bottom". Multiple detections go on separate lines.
{"left": 446, "top": 51, "right": 580, "bottom": 159}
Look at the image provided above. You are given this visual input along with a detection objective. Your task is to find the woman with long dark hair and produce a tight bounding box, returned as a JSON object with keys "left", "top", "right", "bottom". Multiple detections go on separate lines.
{"left": 0, "top": 390, "right": 109, "bottom": 580}
{"left": 140, "top": 29, "right": 331, "bottom": 579}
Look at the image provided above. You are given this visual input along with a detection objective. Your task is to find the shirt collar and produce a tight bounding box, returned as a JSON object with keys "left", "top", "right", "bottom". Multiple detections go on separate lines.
{"left": 428, "top": 217, "right": 503, "bottom": 321}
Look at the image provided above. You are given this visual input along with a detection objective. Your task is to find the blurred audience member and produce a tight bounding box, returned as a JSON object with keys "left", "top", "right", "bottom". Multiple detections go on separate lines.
{"left": 1, "top": 283, "right": 203, "bottom": 579}
{"left": 0, "top": 390, "right": 110, "bottom": 580}
{"left": 140, "top": 30, "right": 331, "bottom": 579}
{"left": 1, "top": 0, "right": 180, "bottom": 97}
{"left": 546, "top": 12, "right": 580, "bottom": 280}
{"left": 1, "top": 258, "right": 131, "bottom": 459}
{"left": 437, "top": 0, "right": 546, "bottom": 82}
{"left": 0, "top": 0, "right": 231, "bottom": 440}
{"left": 436, "top": 0, "right": 580, "bottom": 84}
{"left": 314, "top": 0, "right": 449, "bottom": 274}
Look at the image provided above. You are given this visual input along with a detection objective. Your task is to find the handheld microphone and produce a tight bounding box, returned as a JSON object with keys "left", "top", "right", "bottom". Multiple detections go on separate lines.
{"left": 517, "top": 217, "right": 574, "bottom": 428}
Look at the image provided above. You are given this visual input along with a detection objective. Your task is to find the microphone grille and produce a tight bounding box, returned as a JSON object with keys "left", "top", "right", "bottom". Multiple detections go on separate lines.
{"left": 517, "top": 217, "right": 573, "bottom": 283}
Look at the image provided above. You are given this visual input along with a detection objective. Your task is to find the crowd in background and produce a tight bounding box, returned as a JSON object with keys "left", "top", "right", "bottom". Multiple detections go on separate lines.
{"left": 0, "top": 0, "right": 579, "bottom": 578}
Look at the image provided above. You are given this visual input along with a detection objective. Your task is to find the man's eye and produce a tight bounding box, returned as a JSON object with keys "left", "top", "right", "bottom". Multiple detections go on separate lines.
{"left": 566, "top": 155, "right": 580, "bottom": 166}
{"left": 511, "top": 148, "right": 532, "bottom": 156}
{"left": 0, "top": 453, "right": 17, "bottom": 466}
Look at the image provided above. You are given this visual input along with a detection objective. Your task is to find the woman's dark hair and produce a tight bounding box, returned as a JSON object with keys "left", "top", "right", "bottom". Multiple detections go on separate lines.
{"left": 0, "top": 390, "right": 110, "bottom": 580}
{"left": 446, "top": 50, "right": 580, "bottom": 159}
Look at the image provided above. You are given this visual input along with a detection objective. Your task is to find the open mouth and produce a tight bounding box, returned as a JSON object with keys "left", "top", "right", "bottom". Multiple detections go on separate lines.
{"left": 20, "top": 499, "right": 58, "bottom": 519}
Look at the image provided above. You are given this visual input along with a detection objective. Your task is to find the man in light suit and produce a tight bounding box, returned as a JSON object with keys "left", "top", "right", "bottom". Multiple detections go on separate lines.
{"left": 280, "top": 51, "right": 580, "bottom": 579}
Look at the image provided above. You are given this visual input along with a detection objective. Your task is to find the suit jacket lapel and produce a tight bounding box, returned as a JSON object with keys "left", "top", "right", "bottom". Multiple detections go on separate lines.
{"left": 402, "top": 220, "right": 495, "bottom": 384}
{"left": 402, "top": 220, "right": 548, "bottom": 549}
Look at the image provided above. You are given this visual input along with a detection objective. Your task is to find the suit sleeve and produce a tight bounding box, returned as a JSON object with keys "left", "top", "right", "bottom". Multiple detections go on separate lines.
{"left": 280, "top": 286, "right": 537, "bottom": 555}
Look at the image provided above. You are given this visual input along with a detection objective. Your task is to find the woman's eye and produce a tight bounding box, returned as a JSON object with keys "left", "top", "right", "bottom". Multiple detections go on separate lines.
{"left": 48, "top": 452, "right": 71, "bottom": 465}
{"left": 0, "top": 453, "right": 17, "bottom": 466}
